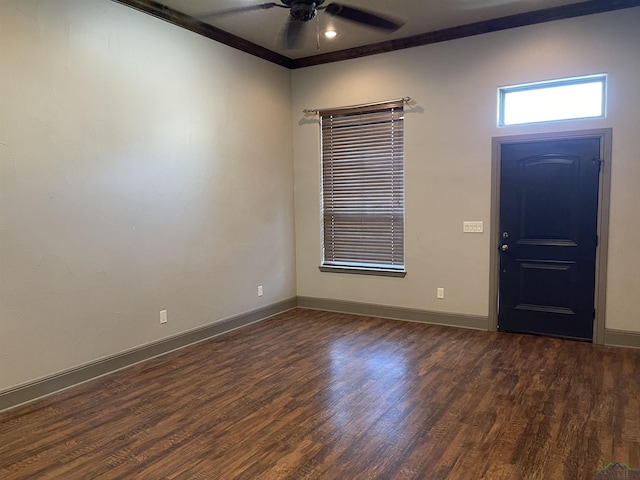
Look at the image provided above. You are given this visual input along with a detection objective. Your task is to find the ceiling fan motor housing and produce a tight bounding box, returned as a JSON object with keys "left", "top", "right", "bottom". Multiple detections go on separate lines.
{"left": 282, "top": 0, "right": 325, "bottom": 22}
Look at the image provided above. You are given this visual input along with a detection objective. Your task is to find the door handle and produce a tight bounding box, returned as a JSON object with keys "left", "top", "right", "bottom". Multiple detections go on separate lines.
{"left": 501, "top": 244, "right": 509, "bottom": 252}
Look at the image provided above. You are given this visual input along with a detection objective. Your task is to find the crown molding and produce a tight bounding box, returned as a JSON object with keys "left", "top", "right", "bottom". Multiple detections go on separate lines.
{"left": 112, "top": 0, "right": 295, "bottom": 68}
{"left": 113, "top": 0, "right": 640, "bottom": 69}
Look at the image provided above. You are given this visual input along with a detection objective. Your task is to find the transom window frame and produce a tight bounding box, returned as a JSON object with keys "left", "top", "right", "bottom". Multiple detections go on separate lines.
{"left": 318, "top": 99, "right": 406, "bottom": 277}
{"left": 498, "top": 74, "right": 607, "bottom": 127}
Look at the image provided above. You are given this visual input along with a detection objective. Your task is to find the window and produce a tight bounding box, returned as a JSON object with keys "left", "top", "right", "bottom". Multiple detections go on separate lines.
{"left": 320, "top": 100, "right": 405, "bottom": 276}
{"left": 499, "top": 75, "right": 606, "bottom": 126}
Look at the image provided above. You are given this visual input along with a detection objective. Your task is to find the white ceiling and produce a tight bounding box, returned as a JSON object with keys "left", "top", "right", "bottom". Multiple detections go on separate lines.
{"left": 154, "top": 0, "right": 590, "bottom": 59}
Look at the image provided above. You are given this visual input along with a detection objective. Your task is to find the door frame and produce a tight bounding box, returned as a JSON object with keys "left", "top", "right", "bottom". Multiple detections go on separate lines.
{"left": 489, "top": 128, "right": 612, "bottom": 344}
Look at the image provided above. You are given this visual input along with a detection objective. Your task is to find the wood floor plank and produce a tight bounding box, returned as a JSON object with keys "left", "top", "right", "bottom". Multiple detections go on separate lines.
{"left": 1, "top": 308, "right": 639, "bottom": 479}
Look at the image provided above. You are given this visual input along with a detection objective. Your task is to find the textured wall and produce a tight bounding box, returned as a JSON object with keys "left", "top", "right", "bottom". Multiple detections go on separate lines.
{"left": 0, "top": 0, "right": 295, "bottom": 390}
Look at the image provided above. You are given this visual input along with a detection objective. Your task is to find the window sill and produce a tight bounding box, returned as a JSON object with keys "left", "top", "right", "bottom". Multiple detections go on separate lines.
{"left": 319, "top": 265, "right": 406, "bottom": 278}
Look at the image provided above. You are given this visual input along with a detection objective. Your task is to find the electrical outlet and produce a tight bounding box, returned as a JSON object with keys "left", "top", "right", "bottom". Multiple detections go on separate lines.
{"left": 257, "top": 285, "right": 263, "bottom": 297}
{"left": 160, "top": 309, "right": 168, "bottom": 324}
{"left": 437, "top": 288, "right": 445, "bottom": 299}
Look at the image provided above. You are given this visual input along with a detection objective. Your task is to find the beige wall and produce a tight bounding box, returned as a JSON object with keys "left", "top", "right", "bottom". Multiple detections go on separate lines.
{"left": 0, "top": 0, "right": 295, "bottom": 391}
{"left": 292, "top": 8, "right": 640, "bottom": 332}
{"left": 2, "top": 2, "right": 639, "bottom": 393}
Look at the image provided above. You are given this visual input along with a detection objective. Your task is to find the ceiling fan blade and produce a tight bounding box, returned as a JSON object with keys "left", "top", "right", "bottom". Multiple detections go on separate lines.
{"left": 323, "top": 3, "right": 404, "bottom": 31}
{"left": 197, "top": 3, "right": 285, "bottom": 19}
{"left": 282, "top": 17, "right": 306, "bottom": 50}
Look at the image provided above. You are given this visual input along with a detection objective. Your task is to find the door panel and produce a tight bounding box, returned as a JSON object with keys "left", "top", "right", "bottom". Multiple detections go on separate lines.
{"left": 520, "top": 156, "right": 577, "bottom": 240}
{"left": 516, "top": 260, "right": 576, "bottom": 314}
{"left": 498, "top": 138, "right": 600, "bottom": 341}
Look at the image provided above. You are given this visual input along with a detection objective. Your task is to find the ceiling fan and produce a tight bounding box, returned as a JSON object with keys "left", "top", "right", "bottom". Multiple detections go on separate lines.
{"left": 198, "top": 0, "right": 405, "bottom": 49}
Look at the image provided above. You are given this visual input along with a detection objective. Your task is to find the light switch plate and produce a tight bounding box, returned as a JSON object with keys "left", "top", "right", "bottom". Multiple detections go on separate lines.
{"left": 463, "top": 221, "right": 483, "bottom": 233}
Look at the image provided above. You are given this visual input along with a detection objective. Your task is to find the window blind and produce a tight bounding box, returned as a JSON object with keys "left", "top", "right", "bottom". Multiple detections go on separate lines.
{"left": 320, "top": 101, "right": 405, "bottom": 272}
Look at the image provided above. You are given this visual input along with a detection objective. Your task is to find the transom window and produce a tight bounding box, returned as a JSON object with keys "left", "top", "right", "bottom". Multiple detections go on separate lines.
{"left": 319, "top": 100, "right": 405, "bottom": 276}
{"left": 499, "top": 75, "right": 606, "bottom": 126}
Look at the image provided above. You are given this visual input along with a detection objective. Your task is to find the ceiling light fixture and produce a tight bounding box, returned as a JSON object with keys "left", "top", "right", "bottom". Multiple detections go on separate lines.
{"left": 323, "top": 30, "right": 338, "bottom": 39}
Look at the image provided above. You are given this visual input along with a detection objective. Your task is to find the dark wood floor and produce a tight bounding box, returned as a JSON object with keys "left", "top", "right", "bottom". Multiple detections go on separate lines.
{"left": 1, "top": 308, "right": 639, "bottom": 479}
